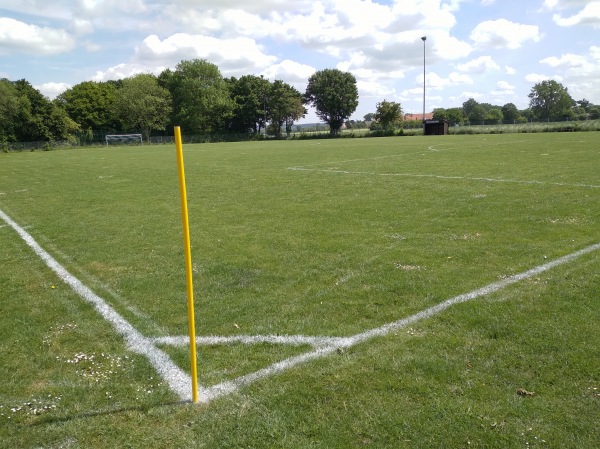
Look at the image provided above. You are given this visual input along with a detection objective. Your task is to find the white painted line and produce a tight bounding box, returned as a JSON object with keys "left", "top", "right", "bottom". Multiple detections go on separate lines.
{"left": 201, "top": 241, "right": 600, "bottom": 403}
{"left": 3, "top": 206, "right": 599, "bottom": 405}
{"left": 347, "top": 241, "right": 600, "bottom": 346}
{"left": 152, "top": 334, "right": 353, "bottom": 348}
{"left": 287, "top": 167, "right": 600, "bottom": 189}
{"left": 0, "top": 208, "right": 197, "bottom": 402}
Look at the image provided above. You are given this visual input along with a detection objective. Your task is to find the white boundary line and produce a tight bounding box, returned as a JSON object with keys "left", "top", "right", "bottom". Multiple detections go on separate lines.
{"left": 287, "top": 167, "right": 600, "bottom": 189}
{"left": 0, "top": 208, "right": 197, "bottom": 402}
{"left": 2, "top": 207, "right": 599, "bottom": 404}
{"left": 152, "top": 334, "right": 351, "bottom": 348}
{"left": 199, "top": 241, "right": 600, "bottom": 403}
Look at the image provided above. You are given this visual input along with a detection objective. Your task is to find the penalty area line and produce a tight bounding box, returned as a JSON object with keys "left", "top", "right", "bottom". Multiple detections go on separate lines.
{"left": 200, "top": 241, "right": 600, "bottom": 403}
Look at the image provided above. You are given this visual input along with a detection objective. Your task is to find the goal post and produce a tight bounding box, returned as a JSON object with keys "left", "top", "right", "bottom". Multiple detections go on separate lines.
{"left": 105, "top": 134, "right": 143, "bottom": 146}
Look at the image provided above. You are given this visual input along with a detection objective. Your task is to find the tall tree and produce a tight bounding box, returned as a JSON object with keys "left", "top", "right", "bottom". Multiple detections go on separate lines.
{"left": 227, "top": 75, "right": 270, "bottom": 134}
{"left": 113, "top": 74, "right": 172, "bottom": 141}
{"left": 374, "top": 100, "right": 402, "bottom": 132}
{"left": 0, "top": 79, "right": 26, "bottom": 141}
{"left": 47, "top": 102, "right": 80, "bottom": 141}
{"left": 13, "top": 79, "right": 53, "bottom": 140}
{"left": 433, "top": 107, "right": 466, "bottom": 125}
{"left": 57, "top": 81, "right": 119, "bottom": 131}
{"left": 485, "top": 108, "right": 503, "bottom": 124}
{"left": 462, "top": 98, "right": 479, "bottom": 118}
{"left": 160, "top": 59, "right": 234, "bottom": 134}
{"left": 363, "top": 112, "right": 375, "bottom": 122}
{"left": 304, "top": 69, "right": 358, "bottom": 135}
{"left": 468, "top": 104, "right": 486, "bottom": 123}
{"left": 268, "top": 80, "right": 306, "bottom": 137}
{"left": 501, "top": 103, "right": 520, "bottom": 124}
{"left": 528, "top": 80, "right": 574, "bottom": 120}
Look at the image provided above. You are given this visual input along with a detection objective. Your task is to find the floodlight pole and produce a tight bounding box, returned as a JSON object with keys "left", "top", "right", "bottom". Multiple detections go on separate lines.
{"left": 421, "top": 36, "right": 427, "bottom": 135}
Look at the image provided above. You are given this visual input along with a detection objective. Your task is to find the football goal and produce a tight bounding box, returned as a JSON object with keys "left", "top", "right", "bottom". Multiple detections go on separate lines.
{"left": 105, "top": 134, "right": 143, "bottom": 146}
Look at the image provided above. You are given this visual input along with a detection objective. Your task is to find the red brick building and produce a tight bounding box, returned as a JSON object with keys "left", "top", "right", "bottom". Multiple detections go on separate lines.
{"left": 403, "top": 112, "right": 434, "bottom": 121}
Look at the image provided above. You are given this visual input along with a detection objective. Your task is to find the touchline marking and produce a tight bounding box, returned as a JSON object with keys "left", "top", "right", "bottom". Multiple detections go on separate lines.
{"left": 3, "top": 206, "right": 599, "bottom": 404}
{"left": 0, "top": 208, "right": 197, "bottom": 402}
{"left": 287, "top": 167, "right": 600, "bottom": 189}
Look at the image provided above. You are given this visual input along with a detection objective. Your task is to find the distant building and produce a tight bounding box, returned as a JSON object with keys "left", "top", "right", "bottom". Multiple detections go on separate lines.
{"left": 404, "top": 112, "right": 434, "bottom": 121}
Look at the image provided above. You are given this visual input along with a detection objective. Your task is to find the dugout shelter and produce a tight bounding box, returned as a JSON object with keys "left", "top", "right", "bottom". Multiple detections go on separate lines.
{"left": 424, "top": 120, "right": 449, "bottom": 135}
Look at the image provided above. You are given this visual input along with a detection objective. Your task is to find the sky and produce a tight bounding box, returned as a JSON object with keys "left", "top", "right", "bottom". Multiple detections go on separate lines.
{"left": 0, "top": 0, "right": 599, "bottom": 123}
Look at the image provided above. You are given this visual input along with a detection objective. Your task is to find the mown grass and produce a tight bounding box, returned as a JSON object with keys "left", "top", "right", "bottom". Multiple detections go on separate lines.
{"left": 1, "top": 132, "right": 599, "bottom": 447}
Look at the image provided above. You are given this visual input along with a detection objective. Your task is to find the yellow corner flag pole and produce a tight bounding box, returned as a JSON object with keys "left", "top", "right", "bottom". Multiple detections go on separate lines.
{"left": 174, "top": 126, "right": 199, "bottom": 403}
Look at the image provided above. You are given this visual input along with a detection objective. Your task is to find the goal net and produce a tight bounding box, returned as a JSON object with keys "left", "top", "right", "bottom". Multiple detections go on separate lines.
{"left": 105, "top": 134, "right": 143, "bottom": 146}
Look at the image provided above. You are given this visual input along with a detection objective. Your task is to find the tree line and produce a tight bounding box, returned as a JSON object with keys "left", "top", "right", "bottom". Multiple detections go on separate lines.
{"left": 431, "top": 80, "right": 599, "bottom": 127}
{"left": 0, "top": 60, "right": 359, "bottom": 144}
{"left": 1, "top": 59, "right": 598, "bottom": 145}
{"left": 356, "top": 80, "right": 600, "bottom": 133}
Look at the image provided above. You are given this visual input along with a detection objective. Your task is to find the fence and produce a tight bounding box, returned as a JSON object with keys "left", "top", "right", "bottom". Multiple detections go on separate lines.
{"left": 2, "top": 118, "right": 600, "bottom": 152}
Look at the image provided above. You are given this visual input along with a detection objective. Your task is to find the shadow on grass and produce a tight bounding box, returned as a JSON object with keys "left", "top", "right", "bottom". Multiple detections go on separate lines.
{"left": 28, "top": 399, "right": 192, "bottom": 427}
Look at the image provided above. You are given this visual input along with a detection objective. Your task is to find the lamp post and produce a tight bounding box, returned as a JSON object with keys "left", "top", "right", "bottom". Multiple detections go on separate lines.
{"left": 421, "top": 36, "right": 426, "bottom": 135}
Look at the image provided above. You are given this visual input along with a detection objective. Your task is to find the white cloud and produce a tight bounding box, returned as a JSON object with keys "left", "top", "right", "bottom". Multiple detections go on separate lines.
{"left": 134, "top": 33, "right": 277, "bottom": 75}
{"left": 422, "top": 71, "right": 473, "bottom": 90}
{"left": 543, "top": 0, "right": 591, "bottom": 10}
{"left": 449, "top": 91, "right": 484, "bottom": 102}
{"left": 70, "top": 18, "right": 94, "bottom": 36}
{"left": 497, "top": 80, "right": 514, "bottom": 89}
{"left": 0, "top": 17, "right": 75, "bottom": 55}
{"left": 552, "top": 2, "right": 600, "bottom": 28}
{"left": 505, "top": 66, "right": 516, "bottom": 75}
{"left": 541, "top": 53, "right": 590, "bottom": 68}
{"left": 433, "top": 34, "right": 473, "bottom": 60}
{"left": 538, "top": 46, "right": 600, "bottom": 102}
{"left": 357, "top": 79, "right": 397, "bottom": 99}
{"left": 470, "top": 19, "right": 541, "bottom": 49}
{"left": 0, "top": 1, "right": 72, "bottom": 20}
{"left": 525, "top": 73, "right": 564, "bottom": 83}
{"left": 91, "top": 63, "right": 154, "bottom": 81}
{"left": 261, "top": 60, "right": 316, "bottom": 85}
{"left": 35, "top": 82, "right": 71, "bottom": 99}
{"left": 456, "top": 55, "right": 500, "bottom": 73}
{"left": 74, "top": 0, "right": 148, "bottom": 17}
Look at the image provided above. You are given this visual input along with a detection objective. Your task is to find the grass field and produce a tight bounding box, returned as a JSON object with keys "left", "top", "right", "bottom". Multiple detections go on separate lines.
{"left": 1, "top": 132, "right": 599, "bottom": 448}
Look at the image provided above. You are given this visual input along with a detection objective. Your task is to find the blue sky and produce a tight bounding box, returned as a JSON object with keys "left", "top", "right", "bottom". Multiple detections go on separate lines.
{"left": 0, "top": 0, "right": 598, "bottom": 123}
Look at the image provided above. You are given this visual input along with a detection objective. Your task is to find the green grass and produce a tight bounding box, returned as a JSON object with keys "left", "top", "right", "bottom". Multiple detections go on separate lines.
{"left": 1, "top": 133, "right": 599, "bottom": 447}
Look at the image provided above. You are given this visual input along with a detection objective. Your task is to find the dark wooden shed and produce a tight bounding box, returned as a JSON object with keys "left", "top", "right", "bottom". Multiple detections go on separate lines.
{"left": 424, "top": 120, "right": 449, "bottom": 135}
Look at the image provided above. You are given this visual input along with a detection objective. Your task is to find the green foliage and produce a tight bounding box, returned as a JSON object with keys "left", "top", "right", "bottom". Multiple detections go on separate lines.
{"left": 528, "top": 80, "right": 574, "bottom": 120}
{"left": 374, "top": 99, "right": 402, "bottom": 132}
{"left": 485, "top": 108, "right": 503, "bottom": 124}
{"left": 462, "top": 97, "right": 479, "bottom": 118}
{"left": 0, "top": 79, "right": 22, "bottom": 141}
{"left": 305, "top": 68, "right": 359, "bottom": 134}
{"left": 47, "top": 102, "right": 81, "bottom": 141}
{"left": 160, "top": 59, "right": 234, "bottom": 134}
{"left": 227, "top": 74, "right": 270, "bottom": 134}
{"left": 433, "top": 107, "right": 465, "bottom": 125}
{"left": 57, "top": 81, "right": 120, "bottom": 131}
{"left": 268, "top": 80, "right": 306, "bottom": 137}
{"left": 501, "top": 102, "right": 520, "bottom": 124}
{"left": 113, "top": 74, "right": 172, "bottom": 141}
